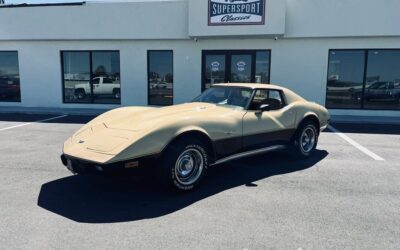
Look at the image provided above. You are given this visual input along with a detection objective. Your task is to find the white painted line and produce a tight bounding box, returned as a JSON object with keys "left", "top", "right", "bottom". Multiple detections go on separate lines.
{"left": 0, "top": 115, "right": 68, "bottom": 132}
{"left": 328, "top": 125, "right": 385, "bottom": 161}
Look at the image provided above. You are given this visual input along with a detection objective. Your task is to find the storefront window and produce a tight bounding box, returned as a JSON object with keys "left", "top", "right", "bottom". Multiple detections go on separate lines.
{"left": 326, "top": 50, "right": 365, "bottom": 109}
{"left": 364, "top": 50, "right": 400, "bottom": 110}
{"left": 0, "top": 51, "right": 21, "bottom": 102}
{"left": 326, "top": 49, "right": 400, "bottom": 110}
{"left": 148, "top": 51, "right": 173, "bottom": 106}
{"left": 62, "top": 51, "right": 120, "bottom": 104}
{"left": 326, "top": 50, "right": 400, "bottom": 110}
{"left": 255, "top": 51, "right": 270, "bottom": 83}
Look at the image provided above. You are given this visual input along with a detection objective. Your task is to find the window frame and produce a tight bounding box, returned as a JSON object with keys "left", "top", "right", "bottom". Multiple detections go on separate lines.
{"left": 326, "top": 48, "right": 400, "bottom": 111}
{"left": 60, "top": 50, "right": 121, "bottom": 105}
{"left": 0, "top": 50, "right": 21, "bottom": 103}
{"left": 247, "top": 88, "right": 287, "bottom": 111}
{"left": 147, "top": 50, "right": 174, "bottom": 106}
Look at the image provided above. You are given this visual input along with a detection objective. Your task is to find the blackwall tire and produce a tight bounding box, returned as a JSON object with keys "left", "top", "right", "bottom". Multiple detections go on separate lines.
{"left": 113, "top": 89, "right": 120, "bottom": 99}
{"left": 158, "top": 139, "right": 209, "bottom": 192}
{"left": 291, "top": 121, "right": 318, "bottom": 158}
{"left": 75, "top": 89, "right": 86, "bottom": 100}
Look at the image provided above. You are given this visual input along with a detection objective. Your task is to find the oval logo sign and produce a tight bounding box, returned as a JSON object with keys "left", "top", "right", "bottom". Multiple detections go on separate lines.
{"left": 211, "top": 61, "right": 221, "bottom": 72}
{"left": 236, "top": 61, "right": 246, "bottom": 72}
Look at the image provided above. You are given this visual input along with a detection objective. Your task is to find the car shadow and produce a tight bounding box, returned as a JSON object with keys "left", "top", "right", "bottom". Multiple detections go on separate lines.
{"left": 37, "top": 150, "right": 328, "bottom": 224}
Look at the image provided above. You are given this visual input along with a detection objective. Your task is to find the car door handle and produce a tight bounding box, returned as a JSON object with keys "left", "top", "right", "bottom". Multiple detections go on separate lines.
{"left": 224, "top": 131, "right": 234, "bottom": 135}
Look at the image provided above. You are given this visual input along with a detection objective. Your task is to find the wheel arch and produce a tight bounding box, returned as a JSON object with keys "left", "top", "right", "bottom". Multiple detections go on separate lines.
{"left": 298, "top": 113, "right": 320, "bottom": 134}
{"left": 162, "top": 129, "right": 216, "bottom": 164}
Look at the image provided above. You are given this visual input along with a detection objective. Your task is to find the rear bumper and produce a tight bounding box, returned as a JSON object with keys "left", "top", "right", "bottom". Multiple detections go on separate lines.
{"left": 60, "top": 154, "right": 156, "bottom": 175}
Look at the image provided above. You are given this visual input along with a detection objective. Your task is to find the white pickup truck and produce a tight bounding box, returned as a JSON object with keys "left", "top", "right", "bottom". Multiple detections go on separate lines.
{"left": 74, "top": 77, "right": 120, "bottom": 99}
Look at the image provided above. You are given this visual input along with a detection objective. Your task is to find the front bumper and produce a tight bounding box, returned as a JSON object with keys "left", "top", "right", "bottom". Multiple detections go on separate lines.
{"left": 320, "top": 119, "right": 330, "bottom": 131}
{"left": 60, "top": 154, "right": 156, "bottom": 175}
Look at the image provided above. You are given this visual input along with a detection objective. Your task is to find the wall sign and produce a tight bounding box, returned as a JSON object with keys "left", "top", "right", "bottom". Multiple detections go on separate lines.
{"left": 208, "top": 0, "right": 265, "bottom": 26}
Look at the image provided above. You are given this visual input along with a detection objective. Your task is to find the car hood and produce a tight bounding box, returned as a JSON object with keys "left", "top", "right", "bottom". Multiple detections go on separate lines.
{"left": 103, "top": 102, "right": 229, "bottom": 131}
{"left": 64, "top": 103, "right": 242, "bottom": 163}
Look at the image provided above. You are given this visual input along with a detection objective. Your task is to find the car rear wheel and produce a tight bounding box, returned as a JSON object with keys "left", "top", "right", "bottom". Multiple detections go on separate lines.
{"left": 291, "top": 120, "right": 318, "bottom": 158}
{"left": 113, "top": 89, "right": 120, "bottom": 99}
{"left": 158, "top": 138, "right": 209, "bottom": 191}
{"left": 75, "top": 89, "right": 86, "bottom": 100}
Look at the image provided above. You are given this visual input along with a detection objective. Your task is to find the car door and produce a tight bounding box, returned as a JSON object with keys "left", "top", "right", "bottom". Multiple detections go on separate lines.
{"left": 101, "top": 77, "right": 114, "bottom": 94}
{"left": 242, "top": 89, "right": 296, "bottom": 151}
{"left": 92, "top": 77, "right": 101, "bottom": 95}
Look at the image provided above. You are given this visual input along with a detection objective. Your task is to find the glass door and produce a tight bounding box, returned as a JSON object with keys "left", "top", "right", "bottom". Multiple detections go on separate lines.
{"left": 202, "top": 50, "right": 270, "bottom": 91}
{"left": 230, "top": 53, "right": 254, "bottom": 83}
{"left": 203, "top": 53, "right": 226, "bottom": 90}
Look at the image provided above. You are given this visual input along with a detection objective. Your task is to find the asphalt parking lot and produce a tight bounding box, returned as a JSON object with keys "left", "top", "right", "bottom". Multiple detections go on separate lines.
{"left": 0, "top": 114, "right": 399, "bottom": 249}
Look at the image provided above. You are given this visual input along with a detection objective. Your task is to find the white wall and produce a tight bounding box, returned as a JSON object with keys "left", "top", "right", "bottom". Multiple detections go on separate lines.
{"left": 1, "top": 37, "right": 400, "bottom": 117}
{"left": 285, "top": 0, "right": 400, "bottom": 38}
{"left": 0, "top": 1, "right": 188, "bottom": 40}
{"left": 1, "top": 0, "right": 399, "bottom": 41}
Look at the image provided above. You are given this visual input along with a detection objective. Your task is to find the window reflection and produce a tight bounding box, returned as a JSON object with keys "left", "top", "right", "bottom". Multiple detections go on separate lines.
{"left": 255, "top": 51, "right": 270, "bottom": 83}
{"left": 92, "top": 52, "right": 121, "bottom": 104}
{"left": 62, "top": 51, "right": 120, "bottom": 104}
{"left": 204, "top": 55, "right": 226, "bottom": 89}
{"left": 202, "top": 50, "right": 271, "bottom": 90}
{"left": 148, "top": 51, "right": 173, "bottom": 106}
{"left": 364, "top": 50, "right": 400, "bottom": 110}
{"left": 62, "top": 52, "right": 91, "bottom": 103}
{"left": 0, "top": 51, "right": 20, "bottom": 102}
{"left": 326, "top": 50, "right": 365, "bottom": 109}
{"left": 326, "top": 49, "right": 400, "bottom": 110}
{"left": 231, "top": 54, "right": 252, "bottom": 83}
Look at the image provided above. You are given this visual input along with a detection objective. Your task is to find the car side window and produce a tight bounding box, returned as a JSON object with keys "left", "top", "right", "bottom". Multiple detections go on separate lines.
{"left": 103, "top": 78, "right": 113, "bottom": 84}
{"left": 249, "top": 89, "right": 285, "bottom": 111}
{"left": 92, "top": 78, "right": 100, "bottom": 84}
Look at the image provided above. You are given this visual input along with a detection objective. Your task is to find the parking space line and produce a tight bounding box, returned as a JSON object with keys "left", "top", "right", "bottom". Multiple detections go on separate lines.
{"left": 0, "top": 115, "right": 68, "bottom": 132}
{"left": 328, "top": 125, "right": 385, "bottom": 161}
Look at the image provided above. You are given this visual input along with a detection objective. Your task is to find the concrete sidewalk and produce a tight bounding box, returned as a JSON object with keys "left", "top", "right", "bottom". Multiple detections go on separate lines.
{"left": 331, "top": 115, "right": 400, "bottom": 125}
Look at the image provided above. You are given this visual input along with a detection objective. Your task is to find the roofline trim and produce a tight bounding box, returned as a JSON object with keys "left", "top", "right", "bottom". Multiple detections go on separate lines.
{"left": 0, "top": 2, "right": 85, "bottom": 8}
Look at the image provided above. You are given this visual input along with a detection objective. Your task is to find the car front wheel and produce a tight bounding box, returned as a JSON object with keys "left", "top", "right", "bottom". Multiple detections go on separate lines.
{"left": 159, "top": 139, "right": 209, "bottom": 191}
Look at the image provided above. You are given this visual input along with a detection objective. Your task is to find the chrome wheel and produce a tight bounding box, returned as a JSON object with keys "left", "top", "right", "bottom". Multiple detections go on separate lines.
{"left": 300, "top": 126, "right": 316, "bottom": 153}
{"left": 174, "top": 148, "right": 204, "bottom": 186}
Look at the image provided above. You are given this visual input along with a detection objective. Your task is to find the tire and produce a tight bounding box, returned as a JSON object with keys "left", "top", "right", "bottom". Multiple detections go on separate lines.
{"left": 290, "top": 120, "right": 318, "bottom": 158}
{"left": 158, "top": 138, "right": 209, "bottom": 191}
{"left": 75, "top": 89, "right": 86, "bottom": 100}
{"left": 113, "top": 88, "right": 120, "bottom": 99}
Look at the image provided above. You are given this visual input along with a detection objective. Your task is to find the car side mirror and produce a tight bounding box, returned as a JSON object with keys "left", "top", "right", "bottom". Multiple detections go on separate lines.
{"left": 256, "top": 104, "right": 270, "bottom": 114}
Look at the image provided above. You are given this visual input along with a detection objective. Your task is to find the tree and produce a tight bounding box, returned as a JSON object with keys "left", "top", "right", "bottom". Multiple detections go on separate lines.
{"left": 94, "top": 65, "right": 106, "bottom": 77}
{"left": 0, "top": 0, "right": 5, "bottom": 5}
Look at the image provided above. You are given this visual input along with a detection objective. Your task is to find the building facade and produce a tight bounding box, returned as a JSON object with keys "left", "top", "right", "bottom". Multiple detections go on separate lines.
{"left": 0, "top": 0, "right": 399, "bottom": 117}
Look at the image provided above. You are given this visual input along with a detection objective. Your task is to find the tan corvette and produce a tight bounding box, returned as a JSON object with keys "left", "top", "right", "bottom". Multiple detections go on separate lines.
{"left": 61, "top": 83, "right": 330, "bottom": 191}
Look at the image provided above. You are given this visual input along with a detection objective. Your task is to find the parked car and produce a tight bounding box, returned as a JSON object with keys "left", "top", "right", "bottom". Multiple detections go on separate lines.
{"left": 61, "top": 83, "right": 330, "bottom": 191}
{"left": 352, "top": 81, "right": 400, "bottom": 102}
{"left": 74, "top": 77, "right": 120, "bottom": 99}
{"left": 0, "top": 77, "right": 20, "bottom": 100}
{"left": 364, "top": 81, "right": 400, "bottom": 102}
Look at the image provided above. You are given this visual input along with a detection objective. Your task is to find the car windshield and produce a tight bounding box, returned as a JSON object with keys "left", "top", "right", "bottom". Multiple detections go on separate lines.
{"left": 192, "top": 86, "right": 254, "bottom": 109}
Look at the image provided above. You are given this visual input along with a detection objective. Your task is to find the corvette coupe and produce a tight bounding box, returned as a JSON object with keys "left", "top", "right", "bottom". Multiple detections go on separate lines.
{"left": 61, "top": 83, "right": 330, "bottom": 191}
